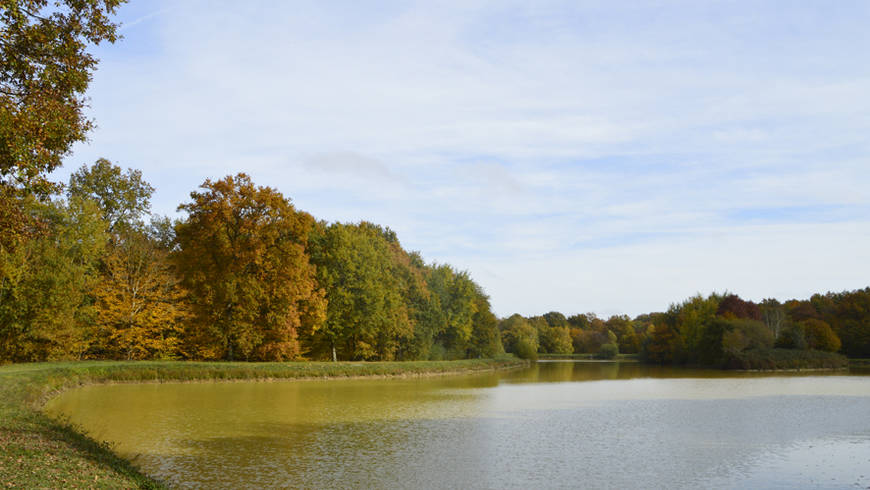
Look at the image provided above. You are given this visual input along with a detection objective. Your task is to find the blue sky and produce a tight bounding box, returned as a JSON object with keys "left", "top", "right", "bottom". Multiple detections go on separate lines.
{"left": 54, "top": 0, "right": 870, "bottom": 317}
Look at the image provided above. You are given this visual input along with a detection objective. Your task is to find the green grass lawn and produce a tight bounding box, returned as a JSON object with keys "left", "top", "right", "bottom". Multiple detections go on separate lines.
{"left": 0, "top": 358, "right": 526, "bottom": 488}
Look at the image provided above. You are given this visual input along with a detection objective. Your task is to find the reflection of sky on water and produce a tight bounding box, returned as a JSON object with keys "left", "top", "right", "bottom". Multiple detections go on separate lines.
{"left": 45, "top": 362, "right": 870, "bottom": 489}
{"left": 710, "top": 436, "right": 870, "bottom": 489}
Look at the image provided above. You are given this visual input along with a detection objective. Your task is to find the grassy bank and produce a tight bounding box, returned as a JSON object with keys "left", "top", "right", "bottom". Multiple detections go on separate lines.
{"left": 0, "top": 357, "right": 526, "bottom": 489}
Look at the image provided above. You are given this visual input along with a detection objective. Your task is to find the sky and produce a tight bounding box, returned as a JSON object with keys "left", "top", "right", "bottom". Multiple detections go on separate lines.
{"left": 53, "top": 0, "right": 870, "bottom": 318}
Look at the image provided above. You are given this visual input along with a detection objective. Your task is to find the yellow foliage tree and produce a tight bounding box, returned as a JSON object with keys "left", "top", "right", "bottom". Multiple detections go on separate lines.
{"left": 93, "top": 233, "right": 189, "bottom": 360}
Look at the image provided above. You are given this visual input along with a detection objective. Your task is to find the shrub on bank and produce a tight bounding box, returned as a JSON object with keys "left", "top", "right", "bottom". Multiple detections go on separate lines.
{"left": 597, "top": 343, "right": 619, "bottom": 359}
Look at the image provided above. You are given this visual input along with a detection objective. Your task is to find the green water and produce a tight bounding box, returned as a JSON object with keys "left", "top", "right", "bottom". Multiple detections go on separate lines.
{"left": 45, "top": 362, "right": 870, "bottom": 489}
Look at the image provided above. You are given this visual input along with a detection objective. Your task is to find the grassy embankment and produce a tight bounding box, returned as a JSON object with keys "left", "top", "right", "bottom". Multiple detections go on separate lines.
{"left": 0, "top": 357, "right": 526, "bottom": 489}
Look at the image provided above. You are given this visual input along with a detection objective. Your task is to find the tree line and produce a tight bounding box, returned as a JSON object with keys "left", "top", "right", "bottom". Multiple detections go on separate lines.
{"left": 500, "top": 290, "right": 870, "bottom": 366}
{"left": 2, "top": 2, "right": 868, "bottom": 367}
{"left": 0, "top": 162, "right": 504, "bottom": 362}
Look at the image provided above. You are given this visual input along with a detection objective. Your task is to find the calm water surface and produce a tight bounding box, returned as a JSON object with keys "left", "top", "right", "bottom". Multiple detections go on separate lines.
{"left": 45, "top": 362, "right": 870, "bottom": 489}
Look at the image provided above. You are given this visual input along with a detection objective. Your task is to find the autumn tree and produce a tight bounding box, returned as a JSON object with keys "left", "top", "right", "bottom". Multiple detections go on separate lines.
{"left": 618, "top": 325, "right": 640, "bottom": 354}
{"left": 64, "top": 159, "right": 189, "bottom": 359}
{"left": 644, "top": 323, "right": 683, "bottom": 364}
{"left": 0, "top": 0, "right": 124, "bottom": 197}
{"left": 1, "top": 1, "right": 123, "bottom": 315}
{"left": 572, "top": 329, "right": 607, "bottom": 354}
{"left": 93, "top": 231, "right": 188, "bottom": 359}
{"left": 174, "top": 174, "right": 325, "bottom": 361}
{"left": 717, "top": 294, "right": 761, "bottom": 321}
{"left": 801, "top": 318, "right": 841, "bottom": 352}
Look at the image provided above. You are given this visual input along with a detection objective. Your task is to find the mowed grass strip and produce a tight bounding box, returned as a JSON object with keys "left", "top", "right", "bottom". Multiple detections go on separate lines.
{"left": 0, "top": 358, "right": 526, "bottom": 489}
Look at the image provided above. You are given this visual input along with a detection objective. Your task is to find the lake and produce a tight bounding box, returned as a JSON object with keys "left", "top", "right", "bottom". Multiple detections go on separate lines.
{"left": 44, "top": 362, "right": 870, "bottom": 489}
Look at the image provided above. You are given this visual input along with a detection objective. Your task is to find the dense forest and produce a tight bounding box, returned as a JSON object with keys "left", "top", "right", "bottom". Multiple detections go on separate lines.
{"left": 499, "top": 290, "right": 870, "bottom": 367}
{"left": 1, "top": 1, "right": 868, "bottom": 368}
{"left": 0, "top": 1, "right": 502, "bottom": 363}
{"left": 0, "top": 163, "right": 504, "bottom": 362}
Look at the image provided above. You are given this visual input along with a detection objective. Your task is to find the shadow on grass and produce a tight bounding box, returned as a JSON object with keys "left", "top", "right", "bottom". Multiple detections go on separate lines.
{"left": 32, "top": 412, "right": 165, "bottom": 489}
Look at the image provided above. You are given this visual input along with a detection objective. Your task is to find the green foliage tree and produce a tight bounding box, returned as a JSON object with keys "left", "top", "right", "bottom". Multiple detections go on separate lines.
{"left": 427, "top": 264, "right": 477, "bottom": 358}
{"left": 775, "top": 322, "right": 807, "bottom": 350}
{"left": 721, "top": 318, "right": 774, "bottom": 356}
{"left": 761, "top": 298, "right": 786, "bottom": 340}
{"left": 827, "top": 289, "right": 870, "bottom": 357}
{"left": 174, "top": 174, "right": 326, "bottom": 361}
{"left": 500, "top": 314, "right": 538, "bottom": 360}
{"left": 670, "top": 294, "right": 719, "bottom": 356}
{"left": 540, "top": 324, "right": 573, "bottom": 354}
{"left": 67, "top": 159, "right": 155, "bottom": 234}
{"left": 567, "top": 313, "right": 592, "bottom": 329}
{"left": 598, "top": 342, "right": 618, "bottom": 359}
{"left": 0, "top": 196, "right": 105, "bottom": 361}
{"left": 542, "top": 311, "right": 568, "bottom": 327}
{"left": 467, "top": 287, "right": 503, "bottom": 358}
{"left": 308, "top": 222, "right": 412, "bottom": 361}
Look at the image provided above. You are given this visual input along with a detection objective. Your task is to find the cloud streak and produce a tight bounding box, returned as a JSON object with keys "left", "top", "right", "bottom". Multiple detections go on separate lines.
{"left": 58, "top": 0, "right": 870, "bottom": 316}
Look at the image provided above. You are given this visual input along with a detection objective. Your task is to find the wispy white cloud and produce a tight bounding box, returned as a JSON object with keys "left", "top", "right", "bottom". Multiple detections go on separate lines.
{"left": 58, "top": 0, "right": 870, "bottom": 316}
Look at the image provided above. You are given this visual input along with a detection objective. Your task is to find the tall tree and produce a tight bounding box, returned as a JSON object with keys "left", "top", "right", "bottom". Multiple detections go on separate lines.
{"left": 427, "top": 264, "right": 476, "bottom": 358}
{"left": 308, "top": 222, "right": 412, "bottom": 361}
{"left": 671, "top": 294, "right": 719, "bottom": 356}
{"left": 93, "top": 231, "right": 189, "bottom": 360}
{"left": 717, "top": 294, "right": 761, "bottom": 321}
{"left": 467, "top": 286, "right": 503, "bottom": 358}
{"left": 174, "top": 174, "right": 325, "bottom": 361}
{"left": 0, "top": 0, "right": 124, "bottom": 197}
{"left": 0, "top": 196, "right": 105, "bottom": 361}
{"left": 67, "top": 159, "right": 155, "bottom": 234}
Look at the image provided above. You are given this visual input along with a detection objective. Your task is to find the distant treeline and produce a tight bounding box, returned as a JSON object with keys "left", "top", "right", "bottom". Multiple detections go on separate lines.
{"left": 500, "top": 290, "right": 869, "bottom": 366}
{"left": 0, "top": 161, "right": 503, "bottom": 362}
{"left": 3, "top": 161, "right": 868, "bottom": 366}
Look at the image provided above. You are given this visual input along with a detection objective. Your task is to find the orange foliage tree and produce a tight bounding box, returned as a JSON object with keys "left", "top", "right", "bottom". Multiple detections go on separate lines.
{"left": 174, "top": 174, "right": 325, "bottom": 361}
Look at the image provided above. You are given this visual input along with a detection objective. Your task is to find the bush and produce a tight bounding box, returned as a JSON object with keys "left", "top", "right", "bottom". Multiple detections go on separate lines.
{"left": 597, "top": 343, "right": 619, "bottom": 359}
{"left": 514, "top": 338, "right": 538, "bottom": 360}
